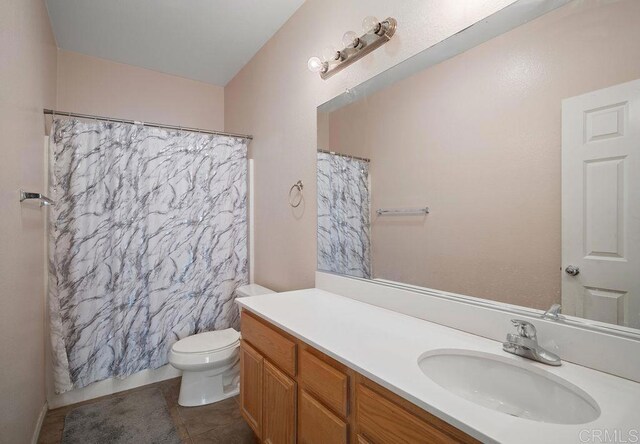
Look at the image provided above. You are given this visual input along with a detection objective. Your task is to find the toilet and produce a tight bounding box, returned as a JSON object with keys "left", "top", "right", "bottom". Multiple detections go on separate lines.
{"left": 168, "top": 284, "right": 275, "bottom": 407}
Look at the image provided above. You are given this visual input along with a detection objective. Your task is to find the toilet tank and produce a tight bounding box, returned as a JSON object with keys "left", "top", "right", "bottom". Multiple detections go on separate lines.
{"left": 236, "top": 284, "right": 275, "bottom": 298}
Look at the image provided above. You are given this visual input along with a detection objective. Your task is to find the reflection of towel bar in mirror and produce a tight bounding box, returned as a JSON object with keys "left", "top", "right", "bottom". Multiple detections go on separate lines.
{"left": 376, "top": 207, "right": 429, "bottom": 216}
{"left": 19, "top": 190, "right": 55, "bottom": 206}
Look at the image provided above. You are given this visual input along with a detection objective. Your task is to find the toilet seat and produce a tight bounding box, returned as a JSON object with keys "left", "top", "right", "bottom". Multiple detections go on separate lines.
{"left": 168, "top": 328, "right": 241, "bottom": 372}
{"left": 171, "top": 328, "right": 240, "bottom": 355}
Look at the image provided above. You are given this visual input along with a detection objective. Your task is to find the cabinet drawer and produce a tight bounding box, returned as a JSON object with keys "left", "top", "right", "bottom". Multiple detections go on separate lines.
{"left": 300, "top": 349, "right": 349, "bottom": 417}
{"left": 241, "top": 311, "right": 296, "bottom": 377}
{"left": 357, "top": 384, "right": 460, "bottom": 444}
{"left": 299, "top": 390, "right": 348, "bottom": 444}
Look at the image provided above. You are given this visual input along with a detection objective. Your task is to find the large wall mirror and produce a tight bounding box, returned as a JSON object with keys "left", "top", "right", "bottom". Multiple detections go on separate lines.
{"left": 317, "top": 0, "right": 640, "bottom": 335}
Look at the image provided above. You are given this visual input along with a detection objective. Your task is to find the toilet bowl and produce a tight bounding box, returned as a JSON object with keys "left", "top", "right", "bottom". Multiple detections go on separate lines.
{"left": 168, "top": 284, "right": 274, "bottom": 407}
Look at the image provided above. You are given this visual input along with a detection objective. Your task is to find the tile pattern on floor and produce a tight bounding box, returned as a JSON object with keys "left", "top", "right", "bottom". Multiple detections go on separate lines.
{"left": 38, "top": 378, "right": 258, "bottom": 444}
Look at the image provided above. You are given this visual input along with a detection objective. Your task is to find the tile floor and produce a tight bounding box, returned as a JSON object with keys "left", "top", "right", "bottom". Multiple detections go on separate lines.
{"left": 37, "top": 378, "right": 258, "bottom": 444}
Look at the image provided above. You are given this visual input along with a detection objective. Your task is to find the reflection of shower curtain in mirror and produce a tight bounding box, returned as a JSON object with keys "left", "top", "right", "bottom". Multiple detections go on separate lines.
{"left": 48, "top": 119, "right": 248, "bottom": 393}
{"left": 317, "top": 152, "right": 371, "bottom": 278}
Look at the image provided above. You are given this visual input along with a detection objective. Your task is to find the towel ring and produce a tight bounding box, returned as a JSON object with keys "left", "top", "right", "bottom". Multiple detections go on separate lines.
{"left": 289, "top": 180, "right": 304, "bottom": 208}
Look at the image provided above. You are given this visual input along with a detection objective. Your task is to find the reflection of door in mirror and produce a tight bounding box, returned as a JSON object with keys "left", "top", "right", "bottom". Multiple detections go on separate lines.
{"left": 562, "top": 79, "right": 640, "bottom": 328}
{"left": 317, "top": 151, "right": 371, "bottom": 278}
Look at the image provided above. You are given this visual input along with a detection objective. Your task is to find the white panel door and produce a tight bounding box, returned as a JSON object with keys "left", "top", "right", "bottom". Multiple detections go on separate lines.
{"left": 562, "top": 79, "right": 640, "bottom": 329}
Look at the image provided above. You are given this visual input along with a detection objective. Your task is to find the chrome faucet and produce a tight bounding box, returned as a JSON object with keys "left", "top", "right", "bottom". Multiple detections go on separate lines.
{"left": 503, "top": 319, "right": 561, "bottom": 366}
{"left": 542, "top": 303, "right": 563, "bottom": 321}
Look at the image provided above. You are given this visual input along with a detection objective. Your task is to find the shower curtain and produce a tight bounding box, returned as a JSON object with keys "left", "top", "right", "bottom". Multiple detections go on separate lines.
{"left": 48, "top": 118, "right": 248, "bottom": 393}
{"left": 317, "top": 152, "right": 371, "bottom": 278}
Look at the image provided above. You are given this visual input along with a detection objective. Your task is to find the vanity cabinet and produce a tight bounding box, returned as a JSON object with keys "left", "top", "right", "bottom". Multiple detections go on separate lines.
{"left": 239, "top": 310, "right": 479, "bottom": 444}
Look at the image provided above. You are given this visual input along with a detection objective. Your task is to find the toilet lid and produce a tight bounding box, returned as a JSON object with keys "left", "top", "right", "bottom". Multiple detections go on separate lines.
{"left": 172, "top": 328, "right": 240, "bottom": 354}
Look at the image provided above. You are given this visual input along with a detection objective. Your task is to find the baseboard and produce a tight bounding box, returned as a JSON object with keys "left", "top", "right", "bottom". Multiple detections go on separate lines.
{"left": 31, "top": 402, "right": 48, "bottom": 444}
{"left": 47, "top": 364, "right": 181, "bottom": 409}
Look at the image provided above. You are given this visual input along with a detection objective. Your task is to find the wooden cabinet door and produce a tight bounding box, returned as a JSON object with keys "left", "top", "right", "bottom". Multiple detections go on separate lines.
{"left": 263, "top": 360, "right": 297, "bottom": 444}
{"left": 299, "top": 390, "right": 348, "bottom": 444}
{"left": 240, "top": 341, "right": 263, "bottom": 439}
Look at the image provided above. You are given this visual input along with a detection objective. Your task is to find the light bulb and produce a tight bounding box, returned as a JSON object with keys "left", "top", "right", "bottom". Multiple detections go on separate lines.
{"left": 307, "top": 56, "right": 326, "bottom": 73}
{"left": 362, "top": 16, "right": 380, "bottom": 34}
{"left": 342, "top": 31, "right": 359, "bottom": 49}
{"left": 322, "top": 46, "right": 339, "bottom": 62}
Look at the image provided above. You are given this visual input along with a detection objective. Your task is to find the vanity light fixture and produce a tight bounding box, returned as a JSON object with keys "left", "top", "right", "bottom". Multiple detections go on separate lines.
{"left": 307, "top": 16, "right": 397, "bottom": 79}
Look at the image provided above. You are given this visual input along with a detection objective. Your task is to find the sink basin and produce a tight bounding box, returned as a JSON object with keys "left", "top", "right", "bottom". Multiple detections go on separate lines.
{"left": 418, "top": 349, "right": 600, "bottom": 424}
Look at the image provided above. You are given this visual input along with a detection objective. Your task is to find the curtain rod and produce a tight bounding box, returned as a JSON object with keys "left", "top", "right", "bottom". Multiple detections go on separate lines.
{"left": 43, "top": 109, "right": 253, "bottom": 140}
{"left": 317, "top": 149, "right": 370, "bottom": 162}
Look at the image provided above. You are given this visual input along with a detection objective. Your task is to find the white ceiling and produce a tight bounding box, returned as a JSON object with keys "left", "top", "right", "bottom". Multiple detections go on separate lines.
{"left": 45, "top": 0, "right": 305, "bottom": 86}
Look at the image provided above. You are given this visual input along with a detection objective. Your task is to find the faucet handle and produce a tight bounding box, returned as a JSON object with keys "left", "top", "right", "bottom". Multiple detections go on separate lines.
{"left": 511, "top": 319, "right": 537, "bottom": 340}
{"left": 542, "top": 303, "right": 563, "bottom": 321}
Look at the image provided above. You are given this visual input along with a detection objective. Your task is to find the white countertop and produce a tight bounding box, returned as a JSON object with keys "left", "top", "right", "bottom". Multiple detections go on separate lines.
{"left": 237, "top": 289, "right": 640, "bottom": 444}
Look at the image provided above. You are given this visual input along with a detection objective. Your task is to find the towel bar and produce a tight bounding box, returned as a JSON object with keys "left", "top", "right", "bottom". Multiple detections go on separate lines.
{"left": 19, "top": 190, "right": 55, "bottom": 206}
{"left": 376, "top": 207, "right": 429, "bottom": 216}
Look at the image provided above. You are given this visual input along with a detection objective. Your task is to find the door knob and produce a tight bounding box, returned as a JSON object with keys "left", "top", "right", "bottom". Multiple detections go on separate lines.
{"left": 565, "top": 265, "right": 580, "bottom": 276}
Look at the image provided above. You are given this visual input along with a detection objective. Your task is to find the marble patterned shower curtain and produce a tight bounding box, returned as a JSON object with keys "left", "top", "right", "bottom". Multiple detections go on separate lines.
{"left": 317, "top": 152, "right": 371, "bottom": 278}
{"left": 48, "top": 119, "right": 248, "bottom": 393}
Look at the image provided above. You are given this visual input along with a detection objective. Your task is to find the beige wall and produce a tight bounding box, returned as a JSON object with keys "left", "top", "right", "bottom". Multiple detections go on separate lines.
{"left": 57, "top": 50, "right": 225, "bottom": 130}
{"left": 0, "top": 0, "right": 57, "bottom": 442}
{"left": 327, "top": 0, "right": 640, "bottom": 310}
{"left": 225, "top": 0, "right": 518, "bottom": 291}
